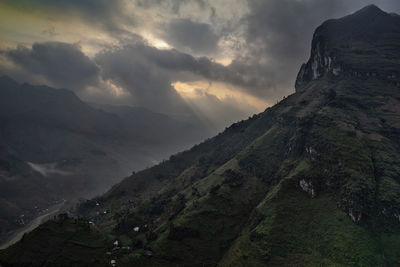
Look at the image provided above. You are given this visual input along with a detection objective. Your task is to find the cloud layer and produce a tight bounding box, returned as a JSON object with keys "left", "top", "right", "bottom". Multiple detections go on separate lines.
{"left": 3, "top": 42, "right": 99, "bottom": 90}
{"left": 162, "top": 18, "right": 220, "bottom": 54}
{"left": 1, "top": 0, "right": 400, "bottom": 130}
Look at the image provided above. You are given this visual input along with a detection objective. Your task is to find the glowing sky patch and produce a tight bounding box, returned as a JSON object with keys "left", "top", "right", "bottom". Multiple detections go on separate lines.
{"left": 173, "top": 81, "right": 268, "bottom": 111}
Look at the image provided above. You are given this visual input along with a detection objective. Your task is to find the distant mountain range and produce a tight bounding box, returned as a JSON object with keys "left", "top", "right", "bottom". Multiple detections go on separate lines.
{"left": 1, "top": 5, "right": 400, "bottom": 267}
{"left": 0, "top": 76, "right": 211, "bottom": 242}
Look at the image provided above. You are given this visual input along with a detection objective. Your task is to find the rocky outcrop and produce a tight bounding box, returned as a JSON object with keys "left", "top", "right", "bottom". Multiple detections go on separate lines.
{"left": 295, "top": 34, "right": 341, "bottom": 91}
{"left": 349, "top": 210, "right": 362, "bottom": 223}
{"left": 299, "top": 179, "right": 315, "bottom": 197}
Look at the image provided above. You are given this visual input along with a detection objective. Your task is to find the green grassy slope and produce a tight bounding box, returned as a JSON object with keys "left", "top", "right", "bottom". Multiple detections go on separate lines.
{"left": 0, "top": 214, "right": 108, "bottom": 267}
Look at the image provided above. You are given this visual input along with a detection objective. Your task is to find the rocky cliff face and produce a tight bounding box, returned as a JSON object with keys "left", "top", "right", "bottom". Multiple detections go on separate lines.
{"left": 295, "top": 5, "right": 400, "bottom": 91}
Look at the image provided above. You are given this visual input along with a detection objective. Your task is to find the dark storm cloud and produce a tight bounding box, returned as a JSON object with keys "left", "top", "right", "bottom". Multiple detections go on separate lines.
{"left": 162, "top": 18, "right": 220, "bottom": 54}
{"left": 93, "top": 40, "right": 260, "bottom": 129}
{"left": 1, "top": 0, "right": 134, "bottom": 35}
{"left": 93, "top": 40, "right": 262, "bottom": 126}
{"left": 134, "top": 0, "right": 209, "bottom": 14}
{"left": 95, "top": 43, "right": 189, "bottom": 114}
{"left": 3, "top": 42, "right": 99, "bottom": 91}
{"left": 94, "top": 42, "right": 247, "bottom": 114}
{"left": 94, "top": 40, "right": 272, "bottom": 110}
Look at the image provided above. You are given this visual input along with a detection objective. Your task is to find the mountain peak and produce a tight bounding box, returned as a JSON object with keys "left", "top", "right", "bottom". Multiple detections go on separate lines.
{"left": 354, "top": 4, "right": 384, "bottom": 16}
{"left": 0, "top": 75, "right": 18, "bottom": 86}
{"left": 295, "top": 5, "right": 400, "bottom": 92}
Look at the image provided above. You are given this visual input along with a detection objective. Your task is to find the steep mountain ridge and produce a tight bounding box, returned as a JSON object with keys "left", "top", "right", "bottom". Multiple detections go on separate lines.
{"left": 1, "top": 5, "right": 400, "bottom": 266}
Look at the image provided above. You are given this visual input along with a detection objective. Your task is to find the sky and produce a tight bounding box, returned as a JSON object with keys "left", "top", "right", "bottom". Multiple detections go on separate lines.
{"left": 0, "top": 0, "right": 400, "bottom": 131}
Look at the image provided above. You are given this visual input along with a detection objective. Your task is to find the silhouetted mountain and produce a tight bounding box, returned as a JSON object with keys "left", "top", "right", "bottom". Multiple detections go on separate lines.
{"left": 2, "top": 5, "right": 400, "bottom": 266}
{"left": 89, "top": 103, "right": 207, "bottom": 151}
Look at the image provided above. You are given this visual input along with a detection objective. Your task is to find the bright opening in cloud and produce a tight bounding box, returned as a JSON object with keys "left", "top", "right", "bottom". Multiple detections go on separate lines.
{"left": 173, "top": 80, "right": 269, "bottom": 111}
